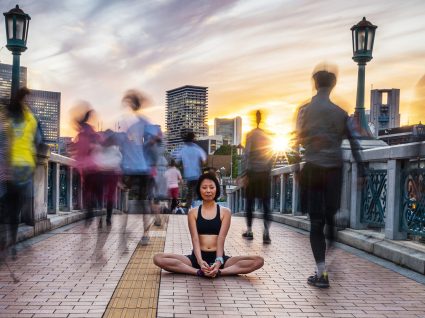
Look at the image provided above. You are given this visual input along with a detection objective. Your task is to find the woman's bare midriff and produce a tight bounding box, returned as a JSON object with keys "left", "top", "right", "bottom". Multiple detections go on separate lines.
{"left": 199, "top": 234, "right": 218, "bottom": 251}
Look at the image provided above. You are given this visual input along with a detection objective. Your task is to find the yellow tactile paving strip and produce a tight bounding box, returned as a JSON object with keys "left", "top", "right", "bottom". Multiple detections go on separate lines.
{"left": 103, "top": 215, "right": 168, "bottom": 318}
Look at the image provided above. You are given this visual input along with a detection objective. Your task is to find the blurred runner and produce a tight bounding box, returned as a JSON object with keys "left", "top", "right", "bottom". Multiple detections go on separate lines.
{"left": 118, "top": 90, "right": 153, "bottom": 245}
{"left": 295, "top": 64, "right": 364, "bottom": 288}
{"left": 175, "top": 131, "right": 207, "bottom": 209}
{"left": 2, "top": 88, "right": 42, "bottom": 260}
{"left": 164, "top": 159, "right": 182, "bottom": 213}
{"left": 241, "top": 110, "right": 273, "bottom": 244}
{"left": 70, "top": 103, "right": 102, "bottom": 224}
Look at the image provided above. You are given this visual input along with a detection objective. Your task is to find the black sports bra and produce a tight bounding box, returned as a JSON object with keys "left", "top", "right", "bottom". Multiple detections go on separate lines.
{"left": 196, "top": 204, "right": 221, "bottom": 235}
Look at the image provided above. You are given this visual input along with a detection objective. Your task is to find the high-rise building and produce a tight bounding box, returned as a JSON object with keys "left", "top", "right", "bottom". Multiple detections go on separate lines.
{"left": 166, "top": 85, "right": 208, "bottom": 152}
{"left": 195, "top": 135, "right": 223, "bottom": 155}
{"left": 214, "top": 116, "right": 242, "bottom": 145}
{"left": 0, "top": 63, "right": 27, "bottom": 107}
{"left": 27, "top": 89, "right": 61, "bottom": 150}
{"left": 369, "top": 89, "right": 401, "bottom": 136}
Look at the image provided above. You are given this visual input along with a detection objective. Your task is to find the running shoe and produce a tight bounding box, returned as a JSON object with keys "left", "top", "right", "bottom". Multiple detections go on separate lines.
{"left": 307, "top": 272, "right": 330, "bottom": 288}
{"left": 242, "top": 231, "right": 254, "bottom": 240}
{"left": 263, "top": 233, "right": 271, "bottom": 244}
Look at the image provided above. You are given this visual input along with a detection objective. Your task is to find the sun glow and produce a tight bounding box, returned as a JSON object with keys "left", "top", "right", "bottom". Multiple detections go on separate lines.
{"left": 271, "top": 135, "right": 290, "bottom": 153}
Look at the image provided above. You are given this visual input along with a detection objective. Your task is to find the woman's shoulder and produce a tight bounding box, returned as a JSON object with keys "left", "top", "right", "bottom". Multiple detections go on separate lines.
{"left": 188, "top": 207, "right": 199, "bottom": 218}
{"left": 219, "top": 205, "right": 231, "bottom": 217}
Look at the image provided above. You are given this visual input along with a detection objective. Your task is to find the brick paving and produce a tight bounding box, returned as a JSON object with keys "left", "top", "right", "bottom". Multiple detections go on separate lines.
{"left": 0, "top": 215, "right": 150, "bottom": 318}
{"left": 1, "top": 214, "right": 425, "bottom": 318}
{"left": 158, "top": 215, "right": 425, "bottom": 318}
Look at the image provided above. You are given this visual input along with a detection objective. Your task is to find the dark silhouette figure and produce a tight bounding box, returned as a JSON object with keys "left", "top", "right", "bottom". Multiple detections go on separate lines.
{"left": 295, "top": 66, "right": 364, "bottom": 288}
{"left": 241, "top": 110, "right": 273, "bottom": 244}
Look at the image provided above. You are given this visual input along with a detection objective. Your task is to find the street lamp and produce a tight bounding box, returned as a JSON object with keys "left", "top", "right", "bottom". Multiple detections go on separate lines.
{"left": 351, "top": 17, "right": 377, "bottom": 138}
{"left": 3, "top": 5, "right": 31, "bottom": 100}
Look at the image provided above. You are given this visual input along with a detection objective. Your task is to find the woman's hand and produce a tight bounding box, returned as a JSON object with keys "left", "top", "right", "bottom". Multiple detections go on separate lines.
{"left": 204, "top": 262, "right": 221, "bottom": 278}
{"left": 199, "top": 260, "right": 210, "bottom": 273}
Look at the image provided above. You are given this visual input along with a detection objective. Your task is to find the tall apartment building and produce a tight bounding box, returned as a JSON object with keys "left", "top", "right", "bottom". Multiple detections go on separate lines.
{"left": 196, "top": 135, "right": 223, "bottom": 155}
{"left": 370, "top": 89, "right": 401, "bottom": 136}
{"left": 0, "top": 63, "right": 27, "bottom": 107}
{"left": 27, "top": 89, "right": 61, "bottom": 150}
{"left": 214, "top": 116, "right": 242, "bottom": 145}
{"left": 166, "top": 85, "right": 208, "bottom": 152}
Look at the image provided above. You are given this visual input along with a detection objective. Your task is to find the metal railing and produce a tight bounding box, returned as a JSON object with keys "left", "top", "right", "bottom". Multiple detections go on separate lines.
{"left": 227, "top": 141, "right": 425, "bottom": 239}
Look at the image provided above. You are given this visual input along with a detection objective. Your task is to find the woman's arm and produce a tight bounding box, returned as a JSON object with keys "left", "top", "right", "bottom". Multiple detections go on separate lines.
{"left": 216, "top": 207, "right": 231, "bottom": 258}
{"left": 187, "top": 208, "right": 208, "bottom": 270}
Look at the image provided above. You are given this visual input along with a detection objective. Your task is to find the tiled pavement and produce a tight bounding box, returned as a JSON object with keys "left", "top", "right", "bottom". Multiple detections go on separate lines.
{"left": 158, "top": 215, "right": 425, "bottom": 318}
{"left": 0, "top": 215, "right": 152, "bottom": 318}
{"left": 1, "top": 214, "right": 425, "bottom": 318}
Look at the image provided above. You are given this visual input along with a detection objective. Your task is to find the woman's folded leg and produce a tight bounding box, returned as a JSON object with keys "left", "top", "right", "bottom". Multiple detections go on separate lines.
{"left": 153, "top": 253, "right": 198, "bottom": 275}
{"left": 220, "top": 255, "right": 264, "bottom": 275}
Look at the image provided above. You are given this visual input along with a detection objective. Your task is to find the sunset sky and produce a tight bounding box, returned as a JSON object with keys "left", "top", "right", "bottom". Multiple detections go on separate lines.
{"left": 1, "top": 0, "right": 424, "bottom": 148}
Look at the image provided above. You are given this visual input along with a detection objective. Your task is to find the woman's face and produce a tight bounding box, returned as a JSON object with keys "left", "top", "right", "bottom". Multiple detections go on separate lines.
{"left": 200, "top": 179, "right": 216, "bottom": 201}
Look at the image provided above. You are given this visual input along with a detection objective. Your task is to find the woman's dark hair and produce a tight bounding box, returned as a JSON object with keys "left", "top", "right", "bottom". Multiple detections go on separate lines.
{"left": 7, "top": 87, "right": 31, "bottom": 121}
{"left": 196, "top": 172, "right": 221, "bottom": 201}
{"left": 169, "top": 159, "right": 176, "bottom": 167}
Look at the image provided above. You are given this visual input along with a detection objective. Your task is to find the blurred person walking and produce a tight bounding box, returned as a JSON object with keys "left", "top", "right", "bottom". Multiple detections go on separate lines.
{"left": 295, "top": 65, "right": 364, "bottom": 288}
{"left": 164, "top": 159, "right": 182, "bottom": 213}
{"left": 175, "top": 132, "right": 207, "bottom": 210}
{"left": 71, "top": 105, "right": 102, "bottom": 223}
{"left": 2, "top": 88, "right": 42, "bottom": 257}
{"left": 118, "top": 90, "right": 154, "bottom": 245}
{"left": 93, "top": 129, "right": 122, "bottom": 226}
{"left": 241, "top": 110, "right": 273, "bottom": 244}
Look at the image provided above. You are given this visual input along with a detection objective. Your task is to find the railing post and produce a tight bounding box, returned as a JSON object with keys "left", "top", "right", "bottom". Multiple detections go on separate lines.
{"left": 270, "top": 176, "right": 274, "bottom": 212}
{"left": 385, "top": 159, "right": 406, "bottom": 239}
{"left": 31, "top": 144, "right": 51, "bottom": 233}
{"left": 292, "top": 171, "right": 301, "bottom": 216}
{"left": 50, "top": 162, "right": 60, "bottom": 214}
{"left": 337, "top": 161, "right": 352, "bottom": 229}
{"left": 350, "top": 162, "right": 366, "bottom": 229}
{"left": 280, "top": 173, "right": 285, "bottom": 213}
{"left": 65, "top": 167, "right": 73, "bottom": 212}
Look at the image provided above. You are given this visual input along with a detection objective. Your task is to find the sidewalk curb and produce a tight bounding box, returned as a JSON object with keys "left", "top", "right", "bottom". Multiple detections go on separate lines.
{"left": 235, "top": 212, "right": 425, "bottom": 275}
{"left": 10, "top": 210, "right": 107, "bottom": 245}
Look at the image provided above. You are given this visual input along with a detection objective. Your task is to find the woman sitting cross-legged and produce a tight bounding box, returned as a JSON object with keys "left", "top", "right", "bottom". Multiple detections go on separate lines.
{"left": 153, "top": 172, "right": 264, "bottom": 278}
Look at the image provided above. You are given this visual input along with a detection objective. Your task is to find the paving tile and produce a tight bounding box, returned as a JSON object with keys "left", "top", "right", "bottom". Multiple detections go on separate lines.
{"left": 159, "top": 215, "right": 425, "bottom": 318}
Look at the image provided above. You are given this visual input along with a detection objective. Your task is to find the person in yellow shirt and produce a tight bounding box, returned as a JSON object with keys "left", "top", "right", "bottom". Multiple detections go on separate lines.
{"left": 2, "top": 87, "right": 42, "bottom": 258}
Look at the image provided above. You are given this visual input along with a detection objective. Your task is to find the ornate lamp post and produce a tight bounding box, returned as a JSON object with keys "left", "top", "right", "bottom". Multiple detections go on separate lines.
{"left": 3, "top": 5, "right": 31, "bottom": 100}
{"left": 351, "top": 17, "right": 377, "bottom": 138}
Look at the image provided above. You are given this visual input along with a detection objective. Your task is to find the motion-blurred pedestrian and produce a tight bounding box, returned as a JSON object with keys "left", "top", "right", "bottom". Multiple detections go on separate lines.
{"left": 175, "top": 131, "right": 207, "bottom": 209}
{"left": 164, "top": 159, "right": 182, "bottom": 213}
{"left": 70, "top": 103, "right": 102, "bottom": 222}
{"left": 94, "top": 129, "right": 122, "bottom": 226}
{"left": 241, "top": 110, "right": 273, "bottom": 244}
{"left": 295, "top": 64, "right": 364, "bottom": 288}
{"left": 2, "top": 88, "right": 42, "bottom": 257}
{"left": 119, "top": 89, "right": 153, "bottom": 245}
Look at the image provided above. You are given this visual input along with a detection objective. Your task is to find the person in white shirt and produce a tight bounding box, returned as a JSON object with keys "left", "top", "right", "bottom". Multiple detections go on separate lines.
{"left": 164, "top": 159, "right": 182, "bottom": 213}
{"left": 175, "top": 132, "right": 207, "bottom": 209}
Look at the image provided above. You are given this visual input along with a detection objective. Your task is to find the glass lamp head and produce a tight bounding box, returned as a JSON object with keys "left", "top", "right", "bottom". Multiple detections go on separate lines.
{"left": 3, "top": 5, "right": 31, "bottom": 53}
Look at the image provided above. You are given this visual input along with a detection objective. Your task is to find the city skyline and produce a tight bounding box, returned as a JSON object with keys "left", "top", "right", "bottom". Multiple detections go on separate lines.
{"left": 0, "top": 0, "right": 424, "bottom": 148}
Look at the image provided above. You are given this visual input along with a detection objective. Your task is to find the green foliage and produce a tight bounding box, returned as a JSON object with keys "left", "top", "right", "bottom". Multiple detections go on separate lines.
{"left": 214, "top": 144, "right": 232, "bottom": 155}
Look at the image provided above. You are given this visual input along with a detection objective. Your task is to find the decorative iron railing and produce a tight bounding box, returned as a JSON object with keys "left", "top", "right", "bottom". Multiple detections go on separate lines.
{"left": 361, "top": 169, "right": 387, "bottom": 227}
{"left": 401, "top": 168, "right": 425, "bottom": 236}
{"left": 284, "top": 174, "right": 293, "bottom": 213}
